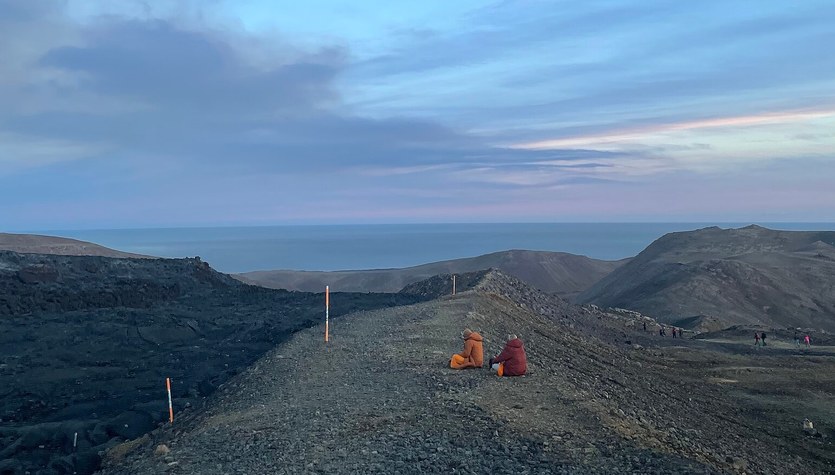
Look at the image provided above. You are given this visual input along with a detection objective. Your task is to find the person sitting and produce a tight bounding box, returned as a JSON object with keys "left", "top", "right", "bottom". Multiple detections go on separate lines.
{"left": 489, "top": 334, "right": 527, "bottom": 377}
{"left": 449, "top": 328, "right": 484, "bottom": 369}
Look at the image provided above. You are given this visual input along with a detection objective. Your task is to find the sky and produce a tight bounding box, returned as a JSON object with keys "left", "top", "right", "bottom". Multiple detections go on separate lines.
{"left": 1, "top": 0, "right": 834, "bottom": 230}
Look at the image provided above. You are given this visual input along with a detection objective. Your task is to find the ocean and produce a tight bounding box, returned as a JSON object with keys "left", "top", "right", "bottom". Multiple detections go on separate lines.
{"left": 36, "top": 223, "right": 835, "bottom": 274}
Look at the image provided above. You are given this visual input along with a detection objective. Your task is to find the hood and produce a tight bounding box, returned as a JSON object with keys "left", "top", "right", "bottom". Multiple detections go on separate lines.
{"left": 466, "top": 332, "right": 483, "bottom": 342}
{"left": 506, "top": 338, "right": 523, "bottom": 348}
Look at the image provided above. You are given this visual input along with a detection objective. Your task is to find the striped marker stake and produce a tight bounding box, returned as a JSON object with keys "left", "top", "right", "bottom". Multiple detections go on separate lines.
{"left": 166, "top": 377, "right": 174, "bottom": 423}
{"left": 325, "top": 286, "right": 330, "bottom": 342}
{"left": 453, "top": 275, "right": 456, "bottom": 295}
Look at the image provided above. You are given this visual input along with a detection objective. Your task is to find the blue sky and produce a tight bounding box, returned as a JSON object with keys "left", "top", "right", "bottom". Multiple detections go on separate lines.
{"left": 1, "top": 0, "right": 834, "bottom": 229}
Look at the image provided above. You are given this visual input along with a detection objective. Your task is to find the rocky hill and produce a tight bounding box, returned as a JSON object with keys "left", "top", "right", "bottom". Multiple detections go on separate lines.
{"left": 99, "top": 269, "right": 835, "bottom": 474}
{"left": 0, "top": 251, "right": 423, "bottom": 475}
{"left": 236, "top": 249, "right": 626, "bottom": 299}
{"left": 577, "top": 225, "right": 835, "bottom": 332}
{"left": 0, "top": 233, "right": 151, "bottom": 259}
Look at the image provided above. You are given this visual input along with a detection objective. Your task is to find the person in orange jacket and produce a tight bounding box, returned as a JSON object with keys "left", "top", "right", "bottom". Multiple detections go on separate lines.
{"left": 449, "top": 328, "right": 484, "bottom": 369}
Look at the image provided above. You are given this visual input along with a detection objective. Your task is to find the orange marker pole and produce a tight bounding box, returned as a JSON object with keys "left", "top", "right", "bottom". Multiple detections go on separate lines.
{"left": 166, "top": 377, "right": 174, "bottom": 423}
{"left": 325, "top": 285, "right": 330, "bottom": 342}
{"left": 452, "top": 275, "right": 456, "bottom": 295}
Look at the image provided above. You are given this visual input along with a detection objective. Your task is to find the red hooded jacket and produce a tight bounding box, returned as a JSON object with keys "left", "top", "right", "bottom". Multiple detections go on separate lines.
{"left": 492, "top": 338, "right": 527, "bottom": 376}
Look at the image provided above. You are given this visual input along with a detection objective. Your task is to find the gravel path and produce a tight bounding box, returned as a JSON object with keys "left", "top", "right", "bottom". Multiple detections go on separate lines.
{"left": 99, "top": 273, "right": 832, "bottom": 474}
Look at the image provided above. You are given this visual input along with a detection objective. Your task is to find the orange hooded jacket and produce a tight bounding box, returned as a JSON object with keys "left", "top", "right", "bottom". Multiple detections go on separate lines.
{"left": 451, "top": 331, "right": 484, "bottom": 369}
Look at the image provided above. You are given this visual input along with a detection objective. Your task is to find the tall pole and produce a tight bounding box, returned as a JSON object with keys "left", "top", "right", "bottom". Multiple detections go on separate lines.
{"left": 325, "top": 285, "right": 330, "bottom": 342}
{"left": 452, "top": 275, "right": 456, "bottom": 295}
{"left": 166, "top": 377, "right": 174, "bottom": 423}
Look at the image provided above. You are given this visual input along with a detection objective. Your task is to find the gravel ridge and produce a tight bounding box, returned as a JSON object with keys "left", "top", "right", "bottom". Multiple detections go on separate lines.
{"left": 99, "top": 271, "right": 833, "bottom": 474}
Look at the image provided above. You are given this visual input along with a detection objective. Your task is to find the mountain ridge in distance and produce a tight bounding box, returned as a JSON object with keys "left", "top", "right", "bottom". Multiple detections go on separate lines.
{"left": 577, "top": 225, "right": 835, "bottom": 331}
{"left": 236, "top": 249, "right": 628, "bottom": 299}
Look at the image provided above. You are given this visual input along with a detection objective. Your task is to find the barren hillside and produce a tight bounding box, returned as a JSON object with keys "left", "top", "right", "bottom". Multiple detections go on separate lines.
{"left": 578, "top": 225, "right": 835, "bottom": 331}
{"left": 0, "top": 233, "right": 151, "bottom": 259}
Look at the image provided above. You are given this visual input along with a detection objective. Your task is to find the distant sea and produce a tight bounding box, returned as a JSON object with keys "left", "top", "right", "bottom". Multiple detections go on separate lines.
{"left": 34, "top": 223, "right": 835, "bottom": 274}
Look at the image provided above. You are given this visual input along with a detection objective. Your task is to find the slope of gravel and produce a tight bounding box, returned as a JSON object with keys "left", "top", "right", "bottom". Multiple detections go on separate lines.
{"left": 100, "top": 271, "right": 834, "bottom": 474}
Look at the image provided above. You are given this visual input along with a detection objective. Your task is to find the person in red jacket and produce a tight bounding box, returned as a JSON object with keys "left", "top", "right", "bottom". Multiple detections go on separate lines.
{"left": 489, "top": 334, "right": 527, "bottom": 377}
{"left": 449, "top": 329, "right": 484, "bottom": 369}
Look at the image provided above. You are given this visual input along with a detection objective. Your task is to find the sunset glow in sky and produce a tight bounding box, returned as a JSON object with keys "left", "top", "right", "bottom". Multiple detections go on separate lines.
{"left": 1, "top": 0, "right": 834, "bottom": 228}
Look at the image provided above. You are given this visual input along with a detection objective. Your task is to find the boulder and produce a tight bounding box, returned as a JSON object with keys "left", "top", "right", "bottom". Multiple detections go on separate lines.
{"left": 154, "top": 444, "right": 170, "bottom": 457}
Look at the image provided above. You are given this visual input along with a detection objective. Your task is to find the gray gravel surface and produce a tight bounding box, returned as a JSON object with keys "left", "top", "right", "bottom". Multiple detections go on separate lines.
{"left": 100, "top": 271, "right": 833, "bottom": 474}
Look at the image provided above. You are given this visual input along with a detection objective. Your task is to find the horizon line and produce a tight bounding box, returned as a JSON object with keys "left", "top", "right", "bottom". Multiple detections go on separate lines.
{"left": 10, "top": 221, "right": 835, "bottom": 234}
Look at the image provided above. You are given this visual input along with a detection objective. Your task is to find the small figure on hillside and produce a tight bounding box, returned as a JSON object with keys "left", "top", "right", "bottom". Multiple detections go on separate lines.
{"left": 678, "top": 328, "right": 684, "bottom": 339}
{"left": 672, "top": 328, "right": 677, "bottom": 338}
{"left": 754, "top": 332, "right": 761, "bottom": 346}
{"left": 761, "top": 332, "right": 767, "bottom": 346}
{"left": 489, "top": 334, "right": 527, "bottom": 377}
{"left": 804, "top": 334, "right": 811, "bottom": 348}
{"left": 659, "top": 327, "right": 664, "bottom": 337}
{"left": 794, "top": 331, "right": 800, "bottom": 348}
{"left": 643, "top": 322, "right": 647, "bottom": 332}
{"left": 449, "top": 329, "right": 484, "bottom": 369}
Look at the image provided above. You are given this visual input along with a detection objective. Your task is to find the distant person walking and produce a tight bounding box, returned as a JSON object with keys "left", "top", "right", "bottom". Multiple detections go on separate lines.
{"left": 794, "top": 331, "right": 801, "bottom": 348}
{"left": 643, "top": 322, "right": 647, "bottom": 332}
{"left": 659, "top": 327, "right": 664, "bottom": 337}
{"left": 761, "top": 332, "right": 767, "bottom": 347}
{"left": 805, "top": 334, "right": 811, "bottom": 348}
{"left": 672, "top": 328, "right": 677, "bottom": 338}
{"left": 489, "top": 334, "right": 527, "bottom": 377}
{"left": 754, "top": 332, "right": 760, "bottom": 346}
{"left": 450, "top": 329, "right": 484, "bottom": 369}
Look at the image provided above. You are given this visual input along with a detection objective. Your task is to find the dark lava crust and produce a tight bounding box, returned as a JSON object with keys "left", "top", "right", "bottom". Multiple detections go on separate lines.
{"left": 0, "top": 251, "right": 421, "bottom": 475}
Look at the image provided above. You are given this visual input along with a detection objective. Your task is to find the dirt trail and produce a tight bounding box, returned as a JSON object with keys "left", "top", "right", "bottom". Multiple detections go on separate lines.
{"left": 100, "top": 277, "right": 834, "bottom": 474}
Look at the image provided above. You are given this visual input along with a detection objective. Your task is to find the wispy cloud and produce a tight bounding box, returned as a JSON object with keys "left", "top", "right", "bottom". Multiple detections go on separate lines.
{"left": 515, "top": 108, "right": 835, "bottom": 149}
{"left": 1, "top": 0, "right": 834, "bottom": 228}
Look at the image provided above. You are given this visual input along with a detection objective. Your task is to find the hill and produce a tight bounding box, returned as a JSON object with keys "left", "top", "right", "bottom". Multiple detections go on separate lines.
{"left": 99, "top": 270, "right": 835, "bottom": 474}
{"left": 0, "top": 251, "right": 422, "bottom": 475}
{"left": 237, "top": 249, "right": 626, "bottom": 299}
{"left": 577, "top": 225, "right": 835, "bottom": 331}
{"left": 0, "top": 233, "right": 151, "bottom": 259}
